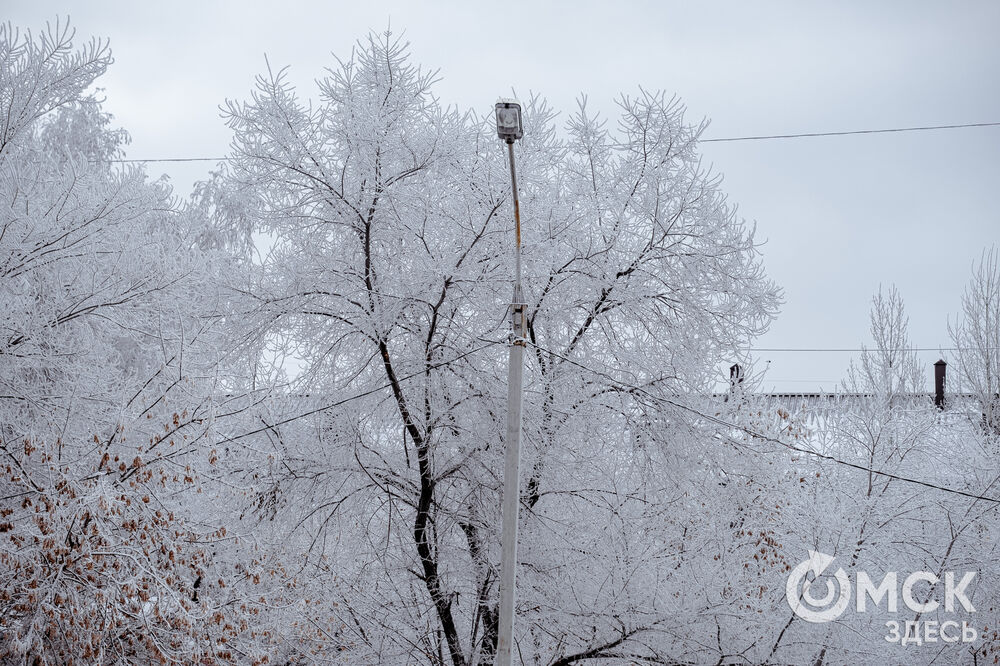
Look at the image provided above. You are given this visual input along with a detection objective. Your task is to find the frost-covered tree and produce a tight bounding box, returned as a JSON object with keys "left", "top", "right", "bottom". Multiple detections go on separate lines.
{"left": 841, "top": 286, "right": 927, "bottom": 494}
{"left": 4, "top": 18, "right": 995, "bottom": 666}
{"left": 0, "top": 20, "right": 278, "bottom": 664}
{"left": 756, "top": 287, "right": 1000, "bottom": 665}
{"left": 212, "top": 30, "right": 780, "bottom": 665}
{"left": 951, "top": 247, "right": 1000, "bottom": 441}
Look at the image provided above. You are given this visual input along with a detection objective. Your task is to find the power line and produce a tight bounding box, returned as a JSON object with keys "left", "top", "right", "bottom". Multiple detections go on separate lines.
{"left": 106, "top": 121, "right": 1000, "bottom": 164}
{"left": 762, "top": 379, "right": 841, "bottom": 383}
{"left": 113, "top": 156, "right": 226, "bottom": 163}
{"left": 217, "top": 339, "right": 502, "bottom": 444}
{"left": 700, "top": 121, "right": 1000, "bottom": 143}
{"left": 527, "top": 339, "right": 1000, "bottom": 505}
{"left": 748, "top": 347, "right": 998, "bottom": 353}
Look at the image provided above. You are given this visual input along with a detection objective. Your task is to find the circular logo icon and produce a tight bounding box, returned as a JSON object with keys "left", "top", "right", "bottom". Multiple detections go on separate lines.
{"left": 785, "top": 550, "right": 851, "bottom": 623}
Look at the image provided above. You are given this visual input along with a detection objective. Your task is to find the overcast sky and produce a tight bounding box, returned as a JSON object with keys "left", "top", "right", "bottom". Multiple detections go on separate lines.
{"left": 10, "top": 1, "right": 1000, "bottom": 392}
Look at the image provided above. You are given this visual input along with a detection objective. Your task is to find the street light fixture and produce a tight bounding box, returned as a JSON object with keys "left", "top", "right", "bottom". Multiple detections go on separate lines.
{"left": 495, "top": 97, "right": 525, "bottom": 666}
{"left": 495, "top": 99, "right": 523, "bottom": 143}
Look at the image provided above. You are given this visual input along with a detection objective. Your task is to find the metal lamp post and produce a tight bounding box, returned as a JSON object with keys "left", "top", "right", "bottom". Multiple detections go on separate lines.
{"left": 495, "top": 98, "right": 524, "bottom": 666}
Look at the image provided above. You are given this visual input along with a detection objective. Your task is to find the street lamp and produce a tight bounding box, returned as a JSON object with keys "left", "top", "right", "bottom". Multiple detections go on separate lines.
{"left": 495, "top": 98, "right": 525, "bottom": 666}
{"left": 496, "top": 99, "right": 523, "bottom": 142}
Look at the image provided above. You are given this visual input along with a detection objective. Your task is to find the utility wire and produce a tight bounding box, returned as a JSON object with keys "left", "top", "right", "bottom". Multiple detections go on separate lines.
{"left": 107, "top": 121, "right": 1000, "bottom": 164}
{"left": 527, "top": 339, "right": 1000, "bottom": 505}
{"left": 701, "top": 121, "right": 1000, "bottom": 143}
{"left": 207, "top": 330, "right": 998, "bottom": 503}
{"left": 111, "top": 156, "right": 227, "bottom": 163}
{"left": 748, "top": 347, "right": 999, "bottom": 353}
{"left": 217, "top": 339, "right": 501, "bottom": 444}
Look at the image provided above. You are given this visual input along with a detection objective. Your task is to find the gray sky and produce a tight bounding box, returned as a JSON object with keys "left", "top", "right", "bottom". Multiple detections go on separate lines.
{"left": 11, "top": 1, "right": 1000, "bottom": 392}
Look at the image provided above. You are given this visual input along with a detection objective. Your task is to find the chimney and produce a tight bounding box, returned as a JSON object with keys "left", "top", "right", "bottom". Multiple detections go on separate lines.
{"left": 730, "top": 364, "right": 744, "bottom": 389}
{"left": 934, "top": 359, "right": 946, "bottom": 409}
{"left": 724, "top": 364, "right": 744, "bottom": 402}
